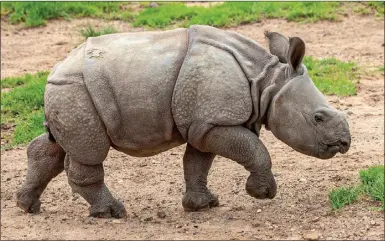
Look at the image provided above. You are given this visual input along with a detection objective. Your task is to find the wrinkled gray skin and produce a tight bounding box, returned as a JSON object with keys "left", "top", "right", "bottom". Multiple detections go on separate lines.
{"left": 16, "top": 25, "right": 351, "bottom": 218}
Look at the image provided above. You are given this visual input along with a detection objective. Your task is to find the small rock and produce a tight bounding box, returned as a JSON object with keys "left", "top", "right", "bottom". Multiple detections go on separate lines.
{"left": 256, "top": 209, "right": 262, "bottom": 213}
{"left": 193, "top": 225, "right": 198, "bottom": 228}
{"left": 61, "top": 217, "right": 67, "bottom": 221}
{"left": 149, "top": 2, "right": 159, "bottom": 8}
{"left": 176, "top": 224, "right": 183, "bottom": 228}
{"left": 55, "top": 41, "right": 68, "bottom": 45}
{"left": 157, "top": 211, "right": 166, "bottom": 219}
{"left": 111, "top": 219, "right": 124, "bottom": 224}
{"left": 6, "top": 177, "right": 11, "bottom": 181}
{"left": 193, "top": 232, "right": 198, "bottom": 235}
{"left": 311, "top": 217, "right": 320, "bottom": 222}
{"left": 252, "top": 221, "right": 261, "bottom": 228}
{"left": 299, "top": 178, "right": 307, "bottom": 182}
{"left": 370, "top": 220, "right": 376, "bottom": 226}
{"left": 143, "top": 216, "right": 153, "bottom": 222}
{"left": 232, "top": 206, "right": 244, "bottom": 211}
{"left": 287, "top": 236, "right": 302, "bottom": 240}
{"left": 303, "top": 231, "right": 319, "bottom": 240}
{"left": 347, "top": 111, "right": 354, "bottom": 116}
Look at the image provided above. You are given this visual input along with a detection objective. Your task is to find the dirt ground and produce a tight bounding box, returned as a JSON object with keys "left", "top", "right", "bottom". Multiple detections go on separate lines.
{"left": 1, "top": 14, "right": 384, "bottom": 240}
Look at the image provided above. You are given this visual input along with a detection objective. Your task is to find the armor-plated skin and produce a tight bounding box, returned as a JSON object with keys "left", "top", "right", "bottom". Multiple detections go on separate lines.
{"left": 16, "top": 25, "right": 351, "bottom": 218}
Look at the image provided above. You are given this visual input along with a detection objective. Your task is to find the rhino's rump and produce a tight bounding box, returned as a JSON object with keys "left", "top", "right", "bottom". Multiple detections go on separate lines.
{"left": 83, "top": 29, "right": 188, "bottom": 150}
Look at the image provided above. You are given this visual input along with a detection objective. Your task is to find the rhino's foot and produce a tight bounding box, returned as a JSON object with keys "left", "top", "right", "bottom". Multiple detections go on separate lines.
{"left": 245, "top": 172, "right": 277, "bottom": 199}
{"left": 16, "top": 189, "right": 41, "bottom": 213}
{"left": 182, "top": 191, "right": 219, "bottom": 212}
{"left": 89, "top": 199, "right": 127, "bottom": 219}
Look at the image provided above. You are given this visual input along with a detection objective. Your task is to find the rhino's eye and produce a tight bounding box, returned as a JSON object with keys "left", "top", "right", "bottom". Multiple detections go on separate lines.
{"left": 314, "top": 113, "right": 324, "bottom": 123}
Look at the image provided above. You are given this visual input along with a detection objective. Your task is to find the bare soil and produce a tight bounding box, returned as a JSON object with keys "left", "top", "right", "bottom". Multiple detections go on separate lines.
{"left": 1, "top": 15, "right": 384, "bottom": 240}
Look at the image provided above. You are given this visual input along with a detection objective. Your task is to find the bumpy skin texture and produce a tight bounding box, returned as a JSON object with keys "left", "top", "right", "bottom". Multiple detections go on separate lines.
{"left": 16, "top": 25, "right": 351, "bottom": 218}
{"left": 16, "top": 134, "right": 65, "bottom": 213}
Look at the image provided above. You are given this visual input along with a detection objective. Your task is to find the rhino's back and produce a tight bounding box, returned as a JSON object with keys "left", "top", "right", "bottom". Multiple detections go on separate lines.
{"left": 75, "top": 29, "right": 188, "bottom": 150}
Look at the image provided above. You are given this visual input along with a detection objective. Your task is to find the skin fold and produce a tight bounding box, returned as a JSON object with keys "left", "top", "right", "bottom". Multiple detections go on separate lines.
{"left": 16, "top": 25, "right": 351, "bottom": 218}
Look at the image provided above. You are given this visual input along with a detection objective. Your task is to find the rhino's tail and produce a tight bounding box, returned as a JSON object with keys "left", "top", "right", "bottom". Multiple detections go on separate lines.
{"left": 43, "top": 121, "right": 56, "bottom": 142}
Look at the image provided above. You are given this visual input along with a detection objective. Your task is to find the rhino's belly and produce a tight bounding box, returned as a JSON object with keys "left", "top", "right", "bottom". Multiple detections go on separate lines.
{"left": 83, "top": 29, "right": 189, "bottom": 150}
{"left": 112, "top": 131, "right": 186, "bottom": 157}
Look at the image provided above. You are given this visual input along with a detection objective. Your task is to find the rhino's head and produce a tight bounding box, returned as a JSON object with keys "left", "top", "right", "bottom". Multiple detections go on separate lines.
{"left": 264, "top": 31, "right": 351, "bottom": 159}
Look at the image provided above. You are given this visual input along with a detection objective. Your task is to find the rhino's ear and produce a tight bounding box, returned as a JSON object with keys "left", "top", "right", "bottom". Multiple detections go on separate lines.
{"left": 264, "top": 30, "right": 289, "bottom": 63}
{"left": 287, "top": 37, "right": 306, "bottom": 72}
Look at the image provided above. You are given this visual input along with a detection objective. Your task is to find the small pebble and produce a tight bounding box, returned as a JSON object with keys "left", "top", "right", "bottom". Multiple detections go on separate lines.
{"left": 143, "top": 216, "right": 153, "bottom": 222}
{"left": 256, "top": 209, "right": 262, "bottom": 213}
{"left": 111, "top": 219, "right": 124, "bottom": 224}
{"left": 157, "top": 211, "right": 166, "bottom": 219}
{"left": 370, "top": 220, "right": 376, "bottom": 226}
{"left": 311, "top": 217, "right": 320, "bottom": 222}
{"left": 300, "top": 178, "right": 307, "bottom": 182}
{"left": 149, "top": 2, "right": 159, "bottom": 8}
{"left": 303, "top": 231, "right": 319, "bottom": 240}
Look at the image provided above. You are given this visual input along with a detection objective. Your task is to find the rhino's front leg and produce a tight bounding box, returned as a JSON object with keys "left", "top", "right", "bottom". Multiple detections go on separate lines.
{"left": 182, "top": 144, "right": 219, "bottom": 211}
{"left": 200, "top": 126, "right": 277, "bottom": 199}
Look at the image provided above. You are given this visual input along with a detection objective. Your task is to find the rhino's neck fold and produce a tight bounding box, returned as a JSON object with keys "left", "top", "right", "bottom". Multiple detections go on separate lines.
{"left": 189, "top": 25, "right": 288, "bottom": 136}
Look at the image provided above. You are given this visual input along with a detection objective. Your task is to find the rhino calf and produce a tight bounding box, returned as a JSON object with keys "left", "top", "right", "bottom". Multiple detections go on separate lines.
{"left": 16, "top": 25, "right": 351, "bottom": 218}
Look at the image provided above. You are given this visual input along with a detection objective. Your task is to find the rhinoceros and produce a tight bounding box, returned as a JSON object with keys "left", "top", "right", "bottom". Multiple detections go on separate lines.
{"left": 16, "top": 25, "right": 351, "bottom": 218}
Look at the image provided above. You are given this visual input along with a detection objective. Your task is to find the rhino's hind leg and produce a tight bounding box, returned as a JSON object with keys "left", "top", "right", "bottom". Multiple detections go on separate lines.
{"left": 16, "top": 133, "right": 65, "bottom": 213}
{"left": 65, "top": 156, "right": 127, "bottom": 218}
{"left": 182, "top": 144, "right": 219, "bottom": 212}
{"left": 45, "top": 83, "right": 126, "bottom": 218}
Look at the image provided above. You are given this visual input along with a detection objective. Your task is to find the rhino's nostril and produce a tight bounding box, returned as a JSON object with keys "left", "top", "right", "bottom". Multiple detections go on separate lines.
{"left": 340, "top": 141, "right": 348, "bottom": 147}
{"left": 338, "top": 139, "right": 350, "bottom": 154}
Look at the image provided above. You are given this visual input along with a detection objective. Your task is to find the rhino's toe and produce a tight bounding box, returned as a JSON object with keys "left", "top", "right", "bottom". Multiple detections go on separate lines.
{"left": 89, "top": 200, "right": 127, "bottom": 219}
{"left": 16, "top": 190, "right": 41, "bottom": 214}
{"left": 182, "top": 191, "right": 219, "bottom": 212}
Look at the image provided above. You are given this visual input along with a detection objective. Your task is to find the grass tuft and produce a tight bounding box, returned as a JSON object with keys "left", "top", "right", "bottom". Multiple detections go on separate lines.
{"left": 329, "top": 165, "right": 384, "bottom": 210}
{"left": 360, "top": 165, "right": 385, "bottom": 208}
{"left": 329, "top": 186, "right": 361, "bottom": 209}
{"left": 1, "top": 71, "right": 49, "bottom": 146}
{"left": 304, "top": 56, "right": 358, "bottom": 96}
{"left": 79, "top": 25, "right": 118, "bottom": 38}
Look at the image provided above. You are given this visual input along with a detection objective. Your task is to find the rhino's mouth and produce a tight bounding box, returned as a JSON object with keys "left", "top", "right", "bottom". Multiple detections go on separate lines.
{"left": 317, "top": 141, "right": 348, "bottom": 159}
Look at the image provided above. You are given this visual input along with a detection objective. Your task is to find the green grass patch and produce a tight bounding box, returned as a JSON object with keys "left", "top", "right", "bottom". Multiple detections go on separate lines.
{"left": 1, "top": 71, "right": 48, "bottom": 146}
{"left": 354, "top": 2, "right": 384, "bottom": 18}
{"left": 329, "top": 186, "right": 361, "bottom": 209}
{"left": 1, "top": 71, "right": 49, "bottom": 88}
{"left": 304, "top": 56, "right": 358, "bottom": 96}
{"left": 133, "top": 2, "right": 342, "bottom": 29}
{"left": 360, "top": 165, "right": 385, "bottom": 207}
{"left": 0, "top": 2, "right": 128, "bottom": 27}
{"left": 79, "top": 25, "right": 118, "bottom": 38}
{"left": 329, "top": 165, "right": 384, "bottom": 210}
{"left": 2, "top": 2, "right": 382, "bottom": 29}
